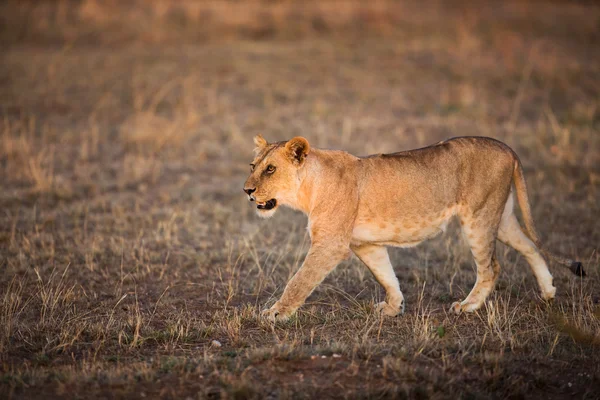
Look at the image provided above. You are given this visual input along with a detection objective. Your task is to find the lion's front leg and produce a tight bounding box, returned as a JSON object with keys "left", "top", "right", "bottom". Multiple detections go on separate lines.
{"left": 262, "top": 243, "right": 349, "bottom": 322}
{"left": 351, "top": 244, "right": 405, "bottom": 317}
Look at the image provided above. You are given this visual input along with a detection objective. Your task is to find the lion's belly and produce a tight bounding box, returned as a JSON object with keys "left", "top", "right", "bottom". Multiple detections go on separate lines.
{"left": 351, "top": 208, "right": 456, "bottom": 247}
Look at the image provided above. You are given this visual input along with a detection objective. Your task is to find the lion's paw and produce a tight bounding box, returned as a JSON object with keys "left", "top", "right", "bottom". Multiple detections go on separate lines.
{"left": 540, "top": 286, "right": 556, "bottom": 301}
{"left": 261, "top": 302, "right": 296, "bottom": 322}
{"left": 450, "top": 300, "right": 479, "bottom": 315}
{"left": 375, "top": 301, "right": 404, "bottom": 317}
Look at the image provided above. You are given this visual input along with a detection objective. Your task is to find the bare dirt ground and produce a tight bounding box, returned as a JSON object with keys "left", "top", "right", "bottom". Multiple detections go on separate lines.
{"left": 1, "top": 1, "right": 599, "bottom": 399}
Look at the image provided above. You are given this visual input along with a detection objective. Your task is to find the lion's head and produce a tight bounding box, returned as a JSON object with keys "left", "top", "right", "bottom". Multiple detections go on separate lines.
{"left": 243, "top": 135, "right": 310, "bottom": 218}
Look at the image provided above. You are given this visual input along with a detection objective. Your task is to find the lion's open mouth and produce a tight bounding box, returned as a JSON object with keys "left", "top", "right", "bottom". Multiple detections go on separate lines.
{"left": 256, "top": 199, "right": 277, "bottom": 210}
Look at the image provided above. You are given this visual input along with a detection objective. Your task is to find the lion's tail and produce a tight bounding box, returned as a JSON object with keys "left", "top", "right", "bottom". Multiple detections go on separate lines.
{"left": 512, "top": 159, "right": 585, "bottom": 277}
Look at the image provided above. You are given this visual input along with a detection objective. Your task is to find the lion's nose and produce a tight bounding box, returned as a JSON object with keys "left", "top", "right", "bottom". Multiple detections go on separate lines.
{"left": 244, "top": 187, "right": 256, "bottom": 196}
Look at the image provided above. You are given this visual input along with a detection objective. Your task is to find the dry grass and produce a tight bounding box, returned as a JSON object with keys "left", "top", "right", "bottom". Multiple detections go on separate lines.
{"left": 1, "top": 1, "right": 600, "bottom": 399}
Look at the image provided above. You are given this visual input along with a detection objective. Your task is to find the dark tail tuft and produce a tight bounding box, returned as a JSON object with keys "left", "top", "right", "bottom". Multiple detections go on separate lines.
{"left": 570, "top": 261, "right": 586, "bottom": 277}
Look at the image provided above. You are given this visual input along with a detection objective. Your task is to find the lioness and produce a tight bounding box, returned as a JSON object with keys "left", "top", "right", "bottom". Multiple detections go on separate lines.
{"left": 244, "top": 135, "right": 584, "bottom": 321}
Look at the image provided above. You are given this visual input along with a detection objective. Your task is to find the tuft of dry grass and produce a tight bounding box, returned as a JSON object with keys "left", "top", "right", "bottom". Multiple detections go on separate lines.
{"left": 1, "top": 1, "right": 600, "bottom": 399}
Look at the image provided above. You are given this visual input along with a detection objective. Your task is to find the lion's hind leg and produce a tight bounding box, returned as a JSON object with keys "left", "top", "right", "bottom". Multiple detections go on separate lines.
{"left": 352, "top": 244, "right": 405, "bottom": 316}
{"left": 451, "top": 217, "right": 501, "bottom": 314}
{"left": 497, "top": 197, "right": 555, "bottom": 300}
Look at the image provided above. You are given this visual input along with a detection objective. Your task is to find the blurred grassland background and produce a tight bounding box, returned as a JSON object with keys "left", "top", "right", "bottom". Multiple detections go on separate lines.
{"left": 1, "top": 0, "right": 600, "bottom": 399}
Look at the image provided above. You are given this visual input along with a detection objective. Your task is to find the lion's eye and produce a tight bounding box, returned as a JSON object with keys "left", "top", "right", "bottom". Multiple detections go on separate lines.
{"left": 266, "top": 165, "right": 276, "bottom": 174}
{"left": 250, "top": 164, "right": 255, "bottom": 172}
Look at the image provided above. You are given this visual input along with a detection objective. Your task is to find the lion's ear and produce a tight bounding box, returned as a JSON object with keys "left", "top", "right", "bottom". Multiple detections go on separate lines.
{"left": 285, "top": 136, "right": 310, "bottom": 165}
{"left": 253, "top": 134, "right": 268, "bottom": 154}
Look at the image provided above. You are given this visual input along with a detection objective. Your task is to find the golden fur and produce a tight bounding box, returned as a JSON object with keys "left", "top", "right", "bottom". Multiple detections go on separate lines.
{"left": 244, "top": 135, "right": 584, "bottom": 321}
